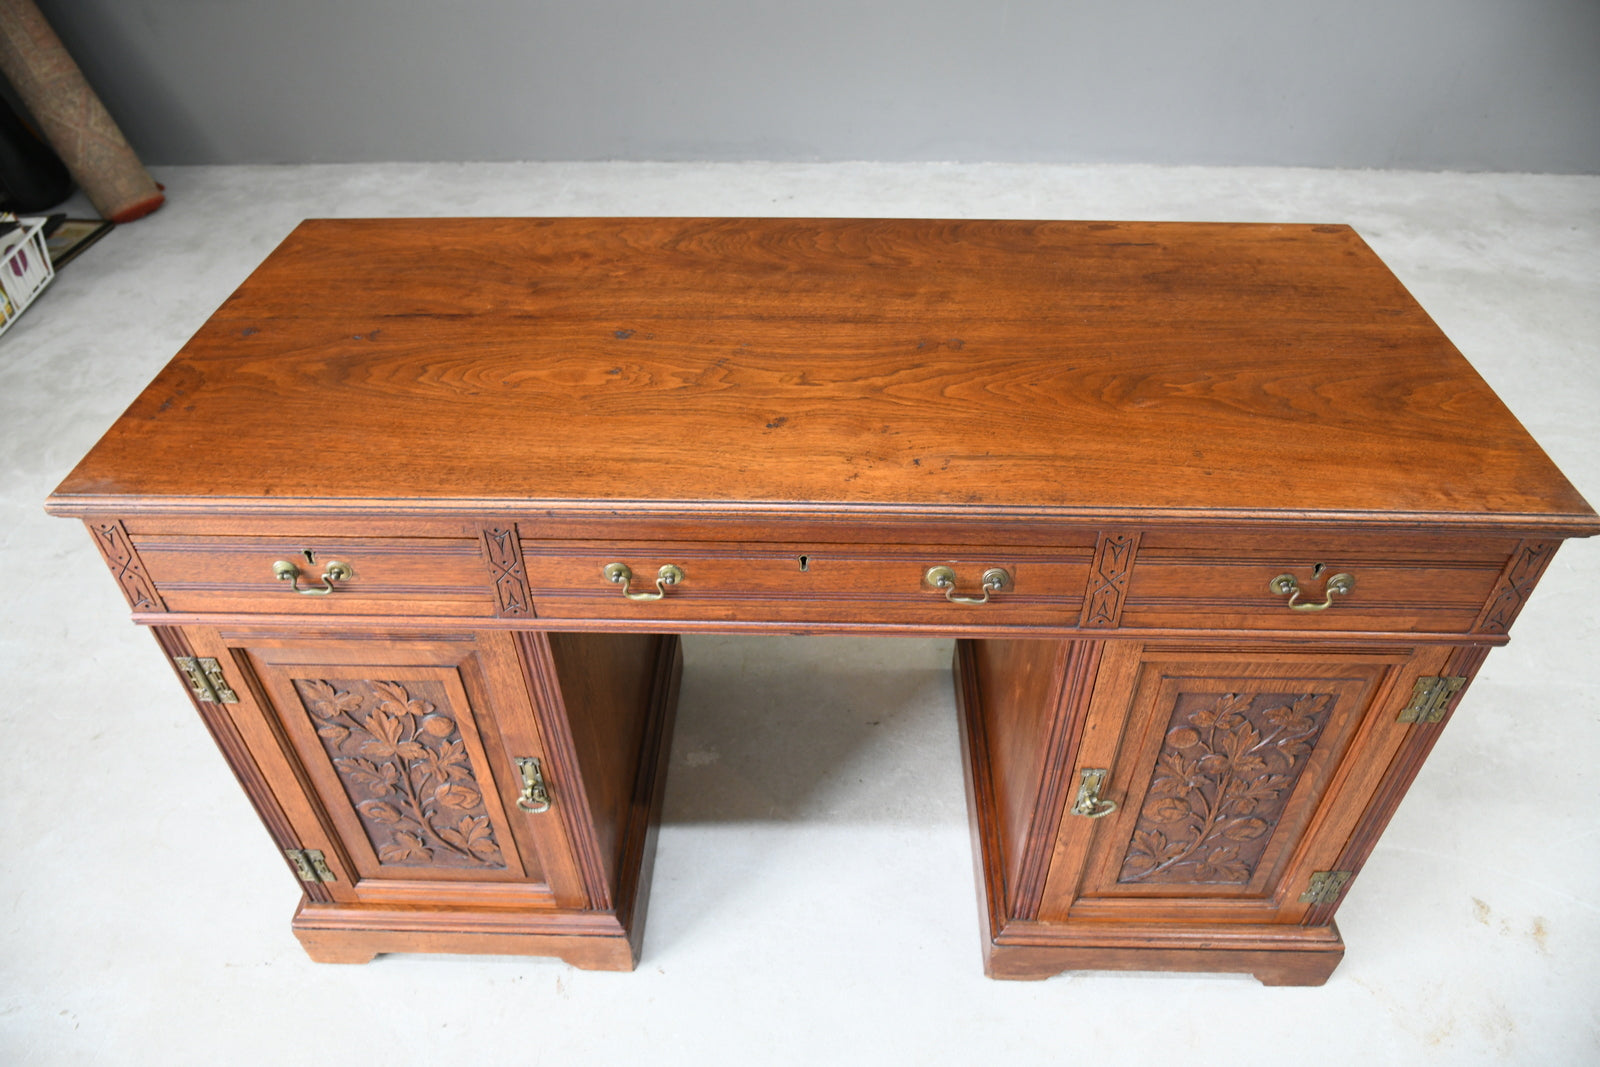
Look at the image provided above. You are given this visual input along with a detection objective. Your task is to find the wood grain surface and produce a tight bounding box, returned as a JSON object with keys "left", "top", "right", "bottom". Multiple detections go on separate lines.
{"left": 47, "top": 218, "right": 1597, "bottom": 530}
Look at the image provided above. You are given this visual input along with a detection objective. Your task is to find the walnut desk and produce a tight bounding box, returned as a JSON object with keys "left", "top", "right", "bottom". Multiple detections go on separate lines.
{"left": 48, "top": 218, "right": 1598, "bottom": 986}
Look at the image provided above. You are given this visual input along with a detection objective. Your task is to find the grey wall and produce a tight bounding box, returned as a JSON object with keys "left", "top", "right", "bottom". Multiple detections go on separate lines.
{"left": 32, "top": 0, "right": 1600, "bottom": 171}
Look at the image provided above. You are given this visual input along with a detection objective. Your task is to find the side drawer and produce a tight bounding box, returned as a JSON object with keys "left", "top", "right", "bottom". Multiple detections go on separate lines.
{"left": 127, "top": 534, "right": 497, "bottom": 616}
{"left": 519, "top": 541, "right": 1094, "bottom": 627}
{"left": 1119, "top": 531, "right": 1518, "bottom": 633}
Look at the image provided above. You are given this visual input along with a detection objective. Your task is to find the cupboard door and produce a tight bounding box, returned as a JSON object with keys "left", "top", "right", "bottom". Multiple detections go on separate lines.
{"left": 183, "top": 627, "right": 589, "bottom": 910}
{"left": 1041, "top": 644, "right": 1448, "bottom": 924}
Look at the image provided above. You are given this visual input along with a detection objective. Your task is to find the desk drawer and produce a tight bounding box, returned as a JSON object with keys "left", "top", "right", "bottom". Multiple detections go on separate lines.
{"left": 1119, "top": 532, "right": 1516, "bottom": 633}
{"left": 519, "top": 541, "right": 1093, "bottom": 627}
{"left": 127, "top": 534, "right": 496, "bottom": 616}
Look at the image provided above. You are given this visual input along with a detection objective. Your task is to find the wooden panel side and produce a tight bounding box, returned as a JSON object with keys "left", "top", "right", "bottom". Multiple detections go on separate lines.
{"left": 967, "top": 638, "right": 1069, "bottom": 916}
{"left": 546, "top": 631, "right": 665, "bottom": 901}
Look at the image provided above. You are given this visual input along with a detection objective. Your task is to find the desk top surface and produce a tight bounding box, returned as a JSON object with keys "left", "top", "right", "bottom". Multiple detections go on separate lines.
{"left": 49, "top": 217, "right": 1596, "bottom": 532}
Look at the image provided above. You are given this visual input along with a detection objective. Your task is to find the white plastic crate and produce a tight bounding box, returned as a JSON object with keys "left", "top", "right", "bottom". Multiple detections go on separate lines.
{"left": 0, "top": 215, "right": 55, "bottom": 337}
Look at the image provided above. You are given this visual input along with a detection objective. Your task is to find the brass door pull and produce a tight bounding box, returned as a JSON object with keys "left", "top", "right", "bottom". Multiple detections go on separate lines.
{"left": 514, "top": 757, "right": 551, "bottom": 813}
{"left": 1070, "top": 768, "right": 1117, "bottom": 818}
{"left": 273, "top": 559, "right": 352, "bottom": 595}
{"left": 925, "top": 565, "right": 1012, "bottom": 605}
{"left": 1269, "top": 571, "right": 1354, "bottom": 612}
{"left": 603, "top": 562, "right": 684, "bottom": 601}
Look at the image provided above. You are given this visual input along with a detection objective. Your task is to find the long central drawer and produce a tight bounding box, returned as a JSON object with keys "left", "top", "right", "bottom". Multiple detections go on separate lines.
{"left": 518, "top": 540, "right": 1095, "bottom": 627}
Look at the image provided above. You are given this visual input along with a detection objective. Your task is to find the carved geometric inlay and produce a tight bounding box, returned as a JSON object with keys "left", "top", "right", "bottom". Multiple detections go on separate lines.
{"left": 1119, "top": 688, "right": 1336, "bottom": 885}
{"left": 89, "top": 520, "right": 165, "bottom": 611}
{"left": 294, "top": 678, "right": 506, "bottom": 869}
{"left": 1080, "top": 532, "right": 1139, "bottom": 627}
{"left": 480, "top": 525, "right": 533, "bottom": 617}
{"left": 1478, "top": 541, "right": 1554, "bottom": 634}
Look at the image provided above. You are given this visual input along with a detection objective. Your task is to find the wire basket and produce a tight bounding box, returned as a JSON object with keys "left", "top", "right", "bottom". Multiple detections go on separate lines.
{"left": 0, "top": 216, "right": 56, "bottom": 338}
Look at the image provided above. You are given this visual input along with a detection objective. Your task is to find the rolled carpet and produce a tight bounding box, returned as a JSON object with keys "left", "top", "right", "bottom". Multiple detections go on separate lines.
{"left": 0, "top": 0, "right": 162, "bottom": 222}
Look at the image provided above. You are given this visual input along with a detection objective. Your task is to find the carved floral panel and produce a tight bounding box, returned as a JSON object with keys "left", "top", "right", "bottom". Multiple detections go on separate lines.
{"left": 293, "top": 677, "right": 507, "bottom": 869}
{"left": 1118, "top": 688, "right": 1336, "bottom": 885}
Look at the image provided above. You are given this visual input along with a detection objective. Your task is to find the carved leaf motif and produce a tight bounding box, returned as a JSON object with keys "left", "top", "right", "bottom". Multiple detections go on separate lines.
{"left": 1143, "top": 797, "right": 1192, "bottom": 823}
{"left": 1223, "top": 817, "right": 1269, "bottom": 840}
{"left": 359, "top": 709, "right": 404, "bottom": 758}
{"left": 1118, "top": 688, "right": 1336, "bottom": 885}
{"left": 439, "top": 815, "right": 499, "bottom": 859}
{"left": 1221, "top": 722, "right": 1261, "bottom": 760}
{"left": 295, "top": 677, "right": 507, "bottom": 871}
{"left": 360, "top": 800, "right": 405, "bottom": 824}
{"left": 373, "top": 680, "right": 435, "bottom": 721}
{"left": 371, "top": 680, "right": 410, "bottom": 709}
{"left": 301, "top": 679, "right": 337, "bottom": 714}
{"left": 302, "top": 680, "right": 364, "bottom": 720}
{"left": 335, "top": 757, "right": 396, "bottom": 797}
{"left": 425, "top": 739, "right": 473, "bottom": 782}
{"left": 1232, "top": 753, "right": 1267, "bottom": 775}
{"left": 379, "top": 831, "right": 432, "bottom": 864}
{"left": 434, "top": 781, "right": 481, "bottom": 810}
{"left": 1194, "top": 845, "right": 1250, "bottom": 882}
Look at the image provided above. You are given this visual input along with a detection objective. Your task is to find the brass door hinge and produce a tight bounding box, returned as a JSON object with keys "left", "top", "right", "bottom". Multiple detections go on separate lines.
{"left": 1397, "top": 675, "right": 1466, "bottom": 724}
{"left": 174, "top": 656, "right": 239, "bottom": 704}
{"left": 285, "top": 848, "right": 337, "bottom": 883}
{"left": 1299, "top": 870, "right": 1352, "bottom": 905}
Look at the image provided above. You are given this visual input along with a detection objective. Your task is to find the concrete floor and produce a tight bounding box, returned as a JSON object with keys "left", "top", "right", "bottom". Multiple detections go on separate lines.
{"left": 2, "top": 163, "right": 1597, "bottom": 1065}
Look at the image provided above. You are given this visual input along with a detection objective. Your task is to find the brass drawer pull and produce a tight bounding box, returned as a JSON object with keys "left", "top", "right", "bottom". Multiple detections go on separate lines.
{"left": 1269, "top": 571, "right": 1354, "bottom": 612}
{"left": 272, "top": 559, "right": 352, "bottom": 595}
{"left": 925, "top": 565, "right": 1012, "bottom": 605}
{"left": 514, "top": 756, "right": 551, "bottom": 813}
{"left": 1070, "top": 768, "right": 1117, "bottom": 818}
{"left": 603, "top": 562, "right": 684, "bottom": 601}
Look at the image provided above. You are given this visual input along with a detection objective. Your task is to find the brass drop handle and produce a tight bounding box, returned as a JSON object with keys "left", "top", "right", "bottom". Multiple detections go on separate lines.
{"left": 603, "top": 562, "right": 684, "bottom": 601}
{"left": 515, "top": 757, "right": 551, "bottom": 813}
{"left": 1070, "top": 768, "right": 1117, "bottom": 819}
{"left": 1269, "top": 571, "right": 1354, "bottom": 612}
{"left": 273, "top": 559, "right": 352, "bottom": 595}
{"left": 925, "top": 565, "right": 1012, "bottom": 605}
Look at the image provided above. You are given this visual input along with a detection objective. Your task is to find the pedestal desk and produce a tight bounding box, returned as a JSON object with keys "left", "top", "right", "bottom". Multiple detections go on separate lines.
{"left": 48, "top": 218, "right": 1598, "bottom": 985}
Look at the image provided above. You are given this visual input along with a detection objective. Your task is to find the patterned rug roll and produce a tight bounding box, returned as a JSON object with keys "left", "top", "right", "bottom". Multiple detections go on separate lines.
{"left": 0, "top": 0, "right": 163, "bottom": 222}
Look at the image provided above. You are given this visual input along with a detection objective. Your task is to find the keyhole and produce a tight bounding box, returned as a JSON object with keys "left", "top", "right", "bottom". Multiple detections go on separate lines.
{"left": 798, "top": 555, "right": 809, "bottom": 572}
{"left": 303, "top": 548, "right": 317, "bottom": 564}
{"left": 1312, "top": 562, "right": 1325, "bottom": 578}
